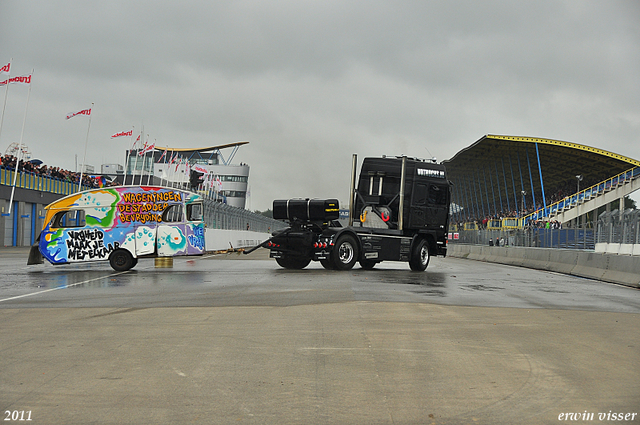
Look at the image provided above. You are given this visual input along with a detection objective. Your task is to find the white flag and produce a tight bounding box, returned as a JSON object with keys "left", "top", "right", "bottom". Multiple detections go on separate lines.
{"left": 0, "top": 74, "right": 31, "bottom": 86}
{"left": 66, "top": 108, "right": 91, "bottom": 120}
{"left": 0, "top": 62, "right": 10, "bottom": 74}
{"left": 111, "top": 130, "right": 133, "bottom": 138}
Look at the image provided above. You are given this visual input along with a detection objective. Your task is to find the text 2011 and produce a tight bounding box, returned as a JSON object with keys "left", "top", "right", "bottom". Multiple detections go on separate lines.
{"left": 4, "top": 411, "right": 32, "bottom": 421}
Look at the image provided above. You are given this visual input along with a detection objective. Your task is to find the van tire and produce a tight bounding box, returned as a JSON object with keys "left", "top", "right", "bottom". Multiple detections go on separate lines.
{"left": 109, "top": 249, "right": 135, "bottom": 271}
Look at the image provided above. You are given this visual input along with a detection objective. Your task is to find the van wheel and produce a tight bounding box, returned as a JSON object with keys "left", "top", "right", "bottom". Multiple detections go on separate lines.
{"left": 109, "top": 249, "right": 135, "bottom": 271}
{"left": 332, "top": 234, "right": 359, "bottom": 271}
{"left": 409, "top": 239, "right": 430, "bottom": 271}
{"left": 276, "top": 256, "right": 311, "bottom": 270}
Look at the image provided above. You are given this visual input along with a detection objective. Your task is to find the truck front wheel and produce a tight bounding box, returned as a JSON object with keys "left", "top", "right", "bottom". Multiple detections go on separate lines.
{"left": 276, "top": 256, "right": 311, "bottom": 270}
{"left": 332, "top": 235, "right": 359, "bottom": 271}
{"left": 409, "top": 238, "right": 430, "bottom": 271}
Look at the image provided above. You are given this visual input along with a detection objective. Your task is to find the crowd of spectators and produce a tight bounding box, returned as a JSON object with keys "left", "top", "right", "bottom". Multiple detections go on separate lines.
{"left": 453, "top": 180, "right": 599, "bottom": 229}
{"left": 1, "top": 154, "right": 119, "bottom": 189}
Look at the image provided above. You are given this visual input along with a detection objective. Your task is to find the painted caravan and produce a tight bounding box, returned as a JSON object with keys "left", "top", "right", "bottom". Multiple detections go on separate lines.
{"left": 27, "top": 186, "right": 205, "bottom": 271}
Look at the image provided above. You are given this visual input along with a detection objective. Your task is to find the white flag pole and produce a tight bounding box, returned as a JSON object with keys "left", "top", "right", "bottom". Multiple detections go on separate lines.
{"left": 0, "top": 58, "right": 12, "bottom": 146}
{"left": 8, "top": 68, "right": 33, "bottom": 215}
{"left": 161, "top": 146, "right": 168, "bottom": 187}
{"left": 146, "top": 139, "right": 156, "bottom": 185}
{"left": 132, "top": 127, "right": 143, "bottom": 185}
{"left": 142, "top": 134, "right": 150, "bottom": 186}
{"left": 124, "top": 126, "right": 134, "bottom": 183}
{"left": 77, "top": 102, "right": 94, "bottom": 192}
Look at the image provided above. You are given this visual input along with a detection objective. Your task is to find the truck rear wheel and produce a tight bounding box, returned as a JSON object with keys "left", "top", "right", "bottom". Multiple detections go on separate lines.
{"left": 409, "top": 239, "right": 430, "bottom": 271}
{"left": 109, "top": 249, "right": 135, "bottom": 272}
{"left": 359, "top": 259, "right": 377, "bottom": 270}
{"left": 332, "top": 234, "right": 359, "bottom": 271}
{"left": 275, "top": 256, "right": 311, "bottom": 270}
{"left": 320, "top": 259, "right": 335, "bottom": 270}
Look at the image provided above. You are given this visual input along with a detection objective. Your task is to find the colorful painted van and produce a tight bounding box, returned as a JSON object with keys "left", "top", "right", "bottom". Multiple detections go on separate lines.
{"left": 28, "top": 186, "right": 205, "bottom": 271}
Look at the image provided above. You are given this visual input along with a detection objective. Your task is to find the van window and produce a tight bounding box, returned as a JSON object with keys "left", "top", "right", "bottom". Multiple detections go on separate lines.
{"left": 187, "top": 203, "right": 203, "bottom": 221}
{"left": 52, "top": 210, "right": 86, "bottom": 228}
{"left": 162, "top": 204, "right": 184, "bottom": 223}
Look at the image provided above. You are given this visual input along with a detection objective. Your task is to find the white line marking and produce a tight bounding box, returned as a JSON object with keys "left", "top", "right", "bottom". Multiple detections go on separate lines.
{"left": 1, "top": 253, "right": 215, "bottom": 304}
{"left": 0, "top": 270, "right": 131, "bottom": 303}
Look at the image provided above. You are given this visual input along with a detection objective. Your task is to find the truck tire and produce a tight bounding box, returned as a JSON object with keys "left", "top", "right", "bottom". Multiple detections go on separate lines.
{"left": 275, "top": 256, "right": 311, "bottom": 270}
{"left": 409, "top": 238, "right": 430, "bottom": 271}
{"left": 109, "top": 249, "right": 135, "bottom": 272}
{"left": 320, "top": 259, "right": 335, "bottom": 270}
{"left": 359, "top": 259, "right": 377, "bottom": 270}
{"left": 332, "top": 234, "right": 359, "bottom": 271}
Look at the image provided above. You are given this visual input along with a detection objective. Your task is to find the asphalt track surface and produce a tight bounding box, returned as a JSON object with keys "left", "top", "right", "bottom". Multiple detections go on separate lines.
{"left": 1, "top": 247, "right": 639, "bottom": 424}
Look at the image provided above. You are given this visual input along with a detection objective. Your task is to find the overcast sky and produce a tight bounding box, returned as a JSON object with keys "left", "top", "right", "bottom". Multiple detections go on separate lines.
{"left": 1, "top": 0, "right": 639, "bottom": 210}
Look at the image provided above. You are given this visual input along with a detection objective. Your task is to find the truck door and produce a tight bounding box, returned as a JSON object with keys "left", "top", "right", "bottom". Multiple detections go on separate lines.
{"left": 157, "top": 203, "right": 189, "bottom": 256}
{"left": 409, "top": 181, "right": 427, "bottom": 228}
{"left": 426, "top": 183, "right": 449, "bottom": 228}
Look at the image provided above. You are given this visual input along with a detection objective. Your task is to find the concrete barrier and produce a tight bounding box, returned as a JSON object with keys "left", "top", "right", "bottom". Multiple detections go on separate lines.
{"left": 571, "top": 251, "right": 608, "bottom": 282}
{"left": 619, "top": 244, "right": 634, "bottom": 256}
{"left": 524, "top": 248, "right": 551, "bottom": 271}
{"left": 600, "top": 254, "right": 640, "bottom": 287}
{"left": 467, "top": 245, "right": 484, "bottom": 261}
{"left": 447, "top": 243, "right": 639, "bottom": 289}
{"left": 548, "top": 249, "right": 579, "bottom": 274}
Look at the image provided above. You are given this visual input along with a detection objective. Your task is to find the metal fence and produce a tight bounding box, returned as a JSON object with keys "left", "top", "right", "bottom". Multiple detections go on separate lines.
{"left": 454, "top": 208, "right": 640, "bottom": 251}
{"left": 203, "top": 199, "right": 286, "bottom": 233}
{"left": 455, "top": 224, "right": 595, "bottom": 250}
{"left": 1, "top": 167, "right": 93, "bottom": 195}
{"left": 596, "top": 209, "right": 640, "bottom": 245}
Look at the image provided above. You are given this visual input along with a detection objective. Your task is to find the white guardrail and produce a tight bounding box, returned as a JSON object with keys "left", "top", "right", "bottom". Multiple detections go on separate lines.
{"left": 205, "top": 229, "right": 270, "bottom": 252}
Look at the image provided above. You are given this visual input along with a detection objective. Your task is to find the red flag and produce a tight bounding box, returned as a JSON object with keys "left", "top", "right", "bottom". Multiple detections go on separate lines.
{"left": 66, "top": 108, "right": 91, "bottom": 120}
{"left": 138, "top": 141, "right": 155, "bottom": 156}
{"left": 131, "top": 134, "right": 141, "bottom": 148}
{"left": 0, "top": 62, "right": 10, "bottom": 74}
{"left": 111, "top": 130, "right": 133, "bottom": 138}
{"left": 0, "top": 74, "right": 31, "bottom": 86}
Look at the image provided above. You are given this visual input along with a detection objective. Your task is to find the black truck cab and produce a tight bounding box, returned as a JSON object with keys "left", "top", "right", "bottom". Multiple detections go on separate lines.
{"left": 260, "top": 155, "right": 451, "bottom": 271}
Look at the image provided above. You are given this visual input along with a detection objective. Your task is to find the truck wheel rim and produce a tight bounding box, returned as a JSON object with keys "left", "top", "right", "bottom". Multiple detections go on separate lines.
{"left": 420, "top": 246, "right": 429, "bottom": 265}
{"left": 339, "top": 242, "right": 354, "bottom": 263}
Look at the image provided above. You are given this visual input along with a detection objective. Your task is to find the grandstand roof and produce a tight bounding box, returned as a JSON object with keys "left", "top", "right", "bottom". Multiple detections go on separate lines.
{"left": 151, "top": 141, "right": 249, "bottom": 153}
{"left": 442, "top": 135, "right": 639, "bottom": 219}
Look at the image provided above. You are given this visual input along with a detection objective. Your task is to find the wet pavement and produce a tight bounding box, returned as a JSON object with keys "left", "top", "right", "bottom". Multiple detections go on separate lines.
{"left": 1, "top": 247, "right": 639, "bottom": 312}
{"left": 1, "top": 247, "right": 639, "bottom": 424}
